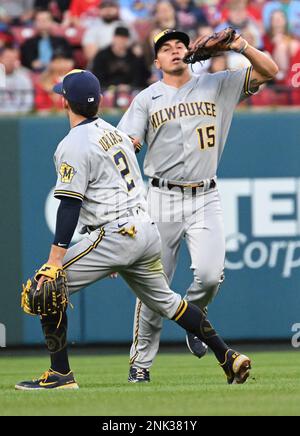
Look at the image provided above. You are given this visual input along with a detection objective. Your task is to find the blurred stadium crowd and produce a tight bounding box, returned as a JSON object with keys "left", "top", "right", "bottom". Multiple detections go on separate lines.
{"left": 0, "top": 0, "right": 300, "bottom": 114}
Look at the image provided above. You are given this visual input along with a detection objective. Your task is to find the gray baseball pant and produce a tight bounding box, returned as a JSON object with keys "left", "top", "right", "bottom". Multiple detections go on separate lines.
{"left": 129, "top": 184, "right": 225, "bottom": 369}
{"left": 63, "top": 208, "right": 182, "bottom": 320}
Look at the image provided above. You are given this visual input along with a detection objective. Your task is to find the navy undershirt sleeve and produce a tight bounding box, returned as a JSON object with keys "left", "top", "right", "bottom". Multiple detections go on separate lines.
{"left": 53, "top": 197, "right": 82, "bottom": 248}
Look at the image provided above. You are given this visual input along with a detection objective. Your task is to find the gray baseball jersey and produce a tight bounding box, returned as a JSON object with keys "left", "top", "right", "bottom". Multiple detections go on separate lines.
{"left": 54, "top": 118, "right": 147, "bottom": 232}
{"left": 52, "top": 117, "right": 182, "bottom": 321}
{"left": 118, "top": 66, "right": 253, "bottom": 182}
{"left": 118, "top": 67, "right": 254, "bottom": 370}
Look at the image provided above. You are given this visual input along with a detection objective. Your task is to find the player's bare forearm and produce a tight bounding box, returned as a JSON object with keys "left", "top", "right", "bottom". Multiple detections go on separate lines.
{"left": 243, "top": 45, "right": 278, "bottom": 86}
{"left": 231, "top": 36, "right": 279, "bottom": 88}
{"left": 47, "top": 245, "right": 67, "bottom": 267}
{"left": 36, "top": 245, "right": 66, "bottom": 289}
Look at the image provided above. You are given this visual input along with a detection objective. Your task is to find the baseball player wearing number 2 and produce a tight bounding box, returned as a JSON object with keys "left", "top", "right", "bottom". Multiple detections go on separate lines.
{"left": 16, "top": 69, "right": 253, "bottom": 390}
{"left": 118, "top": 29, "right": 278, "bottom": 382}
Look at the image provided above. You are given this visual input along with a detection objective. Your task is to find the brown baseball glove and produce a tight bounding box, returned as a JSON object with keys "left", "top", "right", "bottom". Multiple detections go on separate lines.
{"left": 183, "top": 27, "right": 237, "bottom": 64}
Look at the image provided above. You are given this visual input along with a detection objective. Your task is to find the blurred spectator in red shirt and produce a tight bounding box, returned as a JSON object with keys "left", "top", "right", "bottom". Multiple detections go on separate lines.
{"left": 285, "top": 43, "right": 300, "bottom": 104}
{"left": 247, "top": 0, "right": 265, "bottom": 22}
{"left": 173, "top": 0, "right": 208, "bottom": 36}
{"left": 0, "top": 45, "right": 34, "bottom": 114}
{"left": 0, "top": 29, "right": 15, "bottom": 50}
{"left": 20, "top": 9, "right": 72, "bottom": 71}
{"left": 69, "top": 0, "right": 100, "bottom": 17}
{"left": 35, "top": 48, "right": 74, "bottom": 111}
{"left": 82, "top": 1, "right": 136, "bottom": 63}
{"left": 63, "top": 0, "right": 101, "bottom": 26}
{"left": 264, "top": 9, "right": 300, "bottom": 82}
{"left": 92, "top": 26, "right": 149, "bottom": 89}
{"left": 263, "top": 0, "right": 300, "bottom": 38}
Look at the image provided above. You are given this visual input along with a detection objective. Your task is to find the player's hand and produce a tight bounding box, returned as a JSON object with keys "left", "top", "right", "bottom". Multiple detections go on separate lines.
{"left": 129, "top": 136, "right": 142, "bottom": 153}
{"left": 37, "top": 275, "right": 47, "bottom": 290}
{"left": 230, "top": 34, "right": 247, "bottom": 52}
{"left": 37, "top": 259, "right": 63, "bottom": 290}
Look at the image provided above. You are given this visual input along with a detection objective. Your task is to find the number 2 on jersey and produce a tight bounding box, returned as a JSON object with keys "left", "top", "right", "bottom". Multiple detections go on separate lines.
{"left": 113, "top": 150, "right": 135, "bottom": 192}
{"left": 197, "top": 125, "right": 216, "bottom": 150}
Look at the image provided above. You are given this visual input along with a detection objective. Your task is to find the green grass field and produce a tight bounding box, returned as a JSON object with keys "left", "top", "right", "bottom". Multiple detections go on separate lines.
{"left": 0, "top": 350, "right": 299, "bottom": 416}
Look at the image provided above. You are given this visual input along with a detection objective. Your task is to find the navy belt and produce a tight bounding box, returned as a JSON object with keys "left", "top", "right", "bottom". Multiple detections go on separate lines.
{"left": 87, "top": 207, "right": 142, "bottom": 233}
{"left": 151, "top": 178, "right": 216, "bottom": 194}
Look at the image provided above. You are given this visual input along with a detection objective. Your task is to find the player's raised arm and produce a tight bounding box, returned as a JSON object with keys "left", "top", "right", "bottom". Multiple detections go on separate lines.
{"left": 117, "top": 92, "right": 149, "bottom": 151}
{"left": 229, "top": 35, "right": 279, "bottom": 93}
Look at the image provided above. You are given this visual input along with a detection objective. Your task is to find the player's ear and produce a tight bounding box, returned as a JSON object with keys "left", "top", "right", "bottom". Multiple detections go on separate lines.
{"left": 62, "top": 97, "right": 69, "bottom": 111}
{"left": 154, "top": 58, "right": 161, "bottom": 70}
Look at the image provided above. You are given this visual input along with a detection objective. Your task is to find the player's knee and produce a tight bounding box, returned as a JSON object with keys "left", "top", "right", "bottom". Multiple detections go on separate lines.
{"left": 187, "top": 271, "right": 224, "bottom": 308}
{"left": 193, "top": 269, "right": 224, "bottom": 291}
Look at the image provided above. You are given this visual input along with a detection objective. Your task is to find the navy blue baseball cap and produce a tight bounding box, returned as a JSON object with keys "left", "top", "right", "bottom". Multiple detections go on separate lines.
{"left": 53, "top": 69, "right": 101, "bottom": 104}
{"left": 153, "top": 29, "right": 190, "bottom": 56}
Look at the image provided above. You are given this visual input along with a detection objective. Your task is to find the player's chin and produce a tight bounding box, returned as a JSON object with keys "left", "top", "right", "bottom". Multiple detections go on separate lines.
{"left": 166, "top": 64, "right": 187, "bottom": 75}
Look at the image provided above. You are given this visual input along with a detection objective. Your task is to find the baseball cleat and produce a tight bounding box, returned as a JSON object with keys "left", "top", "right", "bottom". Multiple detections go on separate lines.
{"left": 128, "top": 366, "right": 150, "bottom": 383}
{"left": 15, "top": 369, "right": 79, "bottom": 390}
{"left": 220, "top": 349, "right": 251, "bottom": 385}
{"left": 186, "top": 332, "right": 208, "bottom": 359}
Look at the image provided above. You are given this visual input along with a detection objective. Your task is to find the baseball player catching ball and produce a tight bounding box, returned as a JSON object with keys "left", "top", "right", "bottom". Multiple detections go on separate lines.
{"left": 16, "top": 69, "right": 253, "bottom": 390}
{"left": 118, "top": 28, "right": 278, "bottom": 382}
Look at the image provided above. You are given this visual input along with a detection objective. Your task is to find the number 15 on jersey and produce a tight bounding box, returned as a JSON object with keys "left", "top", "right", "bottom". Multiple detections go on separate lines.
{"left": 196, "top": 125, "right": 216, "bottom": 150}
